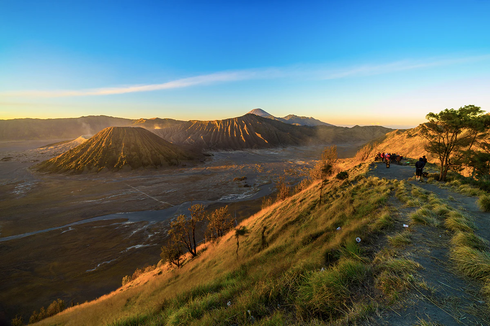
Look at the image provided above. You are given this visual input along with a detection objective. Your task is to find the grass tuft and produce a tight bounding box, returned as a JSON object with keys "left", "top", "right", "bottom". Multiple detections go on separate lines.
{"left": 477, "top": 194, "right": 490, "bottom": 212}
{"left": 451, "top": 232, "right": 488, "bottom": 251}
{"left": 410, "top": 208, "right": 440, "bottom": 226}
{"left": 445, "top": 211, "right": 474, "bottom": 232}
{"left": 451, "top": 246, "right": 490, "bottom": 280}
{"left": 387, "top": 232, "right": 412, "bottom": 247}
{"left": 458, "top": 185, "right": 480, "bottom": 197}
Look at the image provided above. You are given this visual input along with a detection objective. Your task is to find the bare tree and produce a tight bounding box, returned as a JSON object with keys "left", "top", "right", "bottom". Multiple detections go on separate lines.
{"left": 168, "top": 204, "right": 206, "bottom": 257}
{"left": 276, "top": 176, "right": 290, "bottom": 201}
{"left": 310, "top": 146, "right": 338, "bottom": 204}
{"left": 160, "top": 239, "right": 184, "bottom": 268}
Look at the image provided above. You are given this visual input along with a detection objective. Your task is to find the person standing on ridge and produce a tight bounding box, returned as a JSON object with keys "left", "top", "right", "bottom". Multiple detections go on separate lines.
{"left": 415, "top": 157, "right": 426, "bottom": 182}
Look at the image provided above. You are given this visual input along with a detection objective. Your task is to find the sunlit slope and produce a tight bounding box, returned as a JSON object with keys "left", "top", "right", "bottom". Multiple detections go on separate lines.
{"left": 153, "top": 114, "right": 312, "bottom": 150}
{"left": 37, "top": 164, "right": 399, "bottom": 325}
{"left": 36, "top": 127, "right": 195, "bottom": 173}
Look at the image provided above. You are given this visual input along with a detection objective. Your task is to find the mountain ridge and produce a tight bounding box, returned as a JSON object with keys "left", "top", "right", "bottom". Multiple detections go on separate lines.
{"left": 247, "top": 108, "right": 334, "bottom": 127}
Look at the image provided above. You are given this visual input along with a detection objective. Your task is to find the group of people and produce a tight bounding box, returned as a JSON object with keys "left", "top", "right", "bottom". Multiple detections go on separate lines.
{"left": 375, "top": 152, "right": 403, "bottom": 165}
{"left": 375, "top": 152, "right": 429, "bottom": 181}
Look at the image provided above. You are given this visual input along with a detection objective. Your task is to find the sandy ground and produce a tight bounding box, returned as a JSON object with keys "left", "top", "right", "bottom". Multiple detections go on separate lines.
{"left": 0, "top": 139, "right": 363, "bottom": 323}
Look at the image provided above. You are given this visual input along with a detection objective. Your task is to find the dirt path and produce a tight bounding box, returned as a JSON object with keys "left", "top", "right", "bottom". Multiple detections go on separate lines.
{"left": 369, "top": 162, "right": 490, "bottom": 244}
{"left": 364, "top": 162, "right": 490, "bottom": 325}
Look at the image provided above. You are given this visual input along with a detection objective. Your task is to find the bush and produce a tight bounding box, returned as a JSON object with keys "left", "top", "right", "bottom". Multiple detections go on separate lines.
{"left": 46, "top": 298, "right": 65, "bottom": 317}
{"left": 336, "top": 171, "right": 349, "bottom": 180}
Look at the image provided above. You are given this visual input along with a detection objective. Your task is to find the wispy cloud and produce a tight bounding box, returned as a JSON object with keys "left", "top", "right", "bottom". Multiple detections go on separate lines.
{"left": 318, "top": 55, "right": 490, "bottom": 80}
{"left": 2, "top": 55, "right": 489, "bottom": 98}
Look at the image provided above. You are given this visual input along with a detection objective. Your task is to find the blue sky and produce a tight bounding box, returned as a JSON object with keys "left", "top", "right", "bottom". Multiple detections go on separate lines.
{"left": 1, "top": 0, "right": 490, "bottom": 128}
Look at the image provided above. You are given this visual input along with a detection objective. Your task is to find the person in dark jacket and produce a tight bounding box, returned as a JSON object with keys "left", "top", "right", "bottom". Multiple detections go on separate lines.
{"left": 415, "top": 157, "right": 426, "bottom": 182}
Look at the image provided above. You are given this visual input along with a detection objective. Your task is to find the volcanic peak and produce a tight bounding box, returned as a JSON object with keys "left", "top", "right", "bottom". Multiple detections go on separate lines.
{"left": 36, "top": 127, "right": 194, "bottom": 173}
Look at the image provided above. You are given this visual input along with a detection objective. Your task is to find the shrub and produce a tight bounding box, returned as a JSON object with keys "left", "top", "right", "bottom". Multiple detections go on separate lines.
{"left": 11, "top": 315, "right": 23, "bottom": 326}
{"left": 122, "top": 275, "right": 131, "bottom": 286}
{"left": 477, "top": 194, "right": 490, "bottom": 212}
{"left": 276, "top": 177, "right": 290, "bottom": 201}
{"left": 336, "top": 171, "right": 349, "bottom": 180}
{"left": 46, "top": 298, "right": 65, "bottom": 317}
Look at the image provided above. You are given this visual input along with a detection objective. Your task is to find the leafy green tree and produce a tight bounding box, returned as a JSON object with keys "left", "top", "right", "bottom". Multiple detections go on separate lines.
{"left": 420, "top": 105, "right": 489, "bottom": 181}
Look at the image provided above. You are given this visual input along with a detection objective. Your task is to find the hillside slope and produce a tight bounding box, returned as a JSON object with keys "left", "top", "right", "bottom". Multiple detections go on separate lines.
{"left": 36, "top": 127, "right": 195, "bottom": 173}
{"left": 355, "top": 126, "right": 430, "bottom": 162}
{"left": 33, "top": 161, "right": 490, "bottom": 325}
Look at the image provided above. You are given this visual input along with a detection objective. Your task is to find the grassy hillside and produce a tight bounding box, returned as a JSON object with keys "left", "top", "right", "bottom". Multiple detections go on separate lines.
{"left": 29, "top": 156, "right": 490, "bottom": 325}
{"left": 34, "top": 163, "right": 416, "bottom": 325}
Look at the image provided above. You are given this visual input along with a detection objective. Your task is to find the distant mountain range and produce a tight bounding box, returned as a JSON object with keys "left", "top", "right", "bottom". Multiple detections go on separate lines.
{"left": 247, "top": 108, "right": 334, "bottom": 127}
{"left": 1, "top": 111, "right": 393, "bottom": 152}
{"left": 0, "top": 115, "right": 132, "bottom": 141}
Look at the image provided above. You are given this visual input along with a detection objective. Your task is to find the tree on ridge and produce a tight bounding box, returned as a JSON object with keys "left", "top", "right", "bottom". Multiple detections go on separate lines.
{"left": 420, "top": 105, "right": 489, "bottom": 181}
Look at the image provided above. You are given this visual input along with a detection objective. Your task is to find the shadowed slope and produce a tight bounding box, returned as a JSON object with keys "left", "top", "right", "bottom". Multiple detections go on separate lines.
{"left": 36, "top": 127, "right": 195, "bottom": 173}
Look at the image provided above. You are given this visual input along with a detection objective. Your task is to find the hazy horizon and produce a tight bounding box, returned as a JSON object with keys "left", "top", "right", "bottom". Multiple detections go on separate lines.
{"left": 2, "top": 0, "right": 490, "bottom": 128}
{"left": 0, "top": 110, "right": 415, "bottom": 130}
